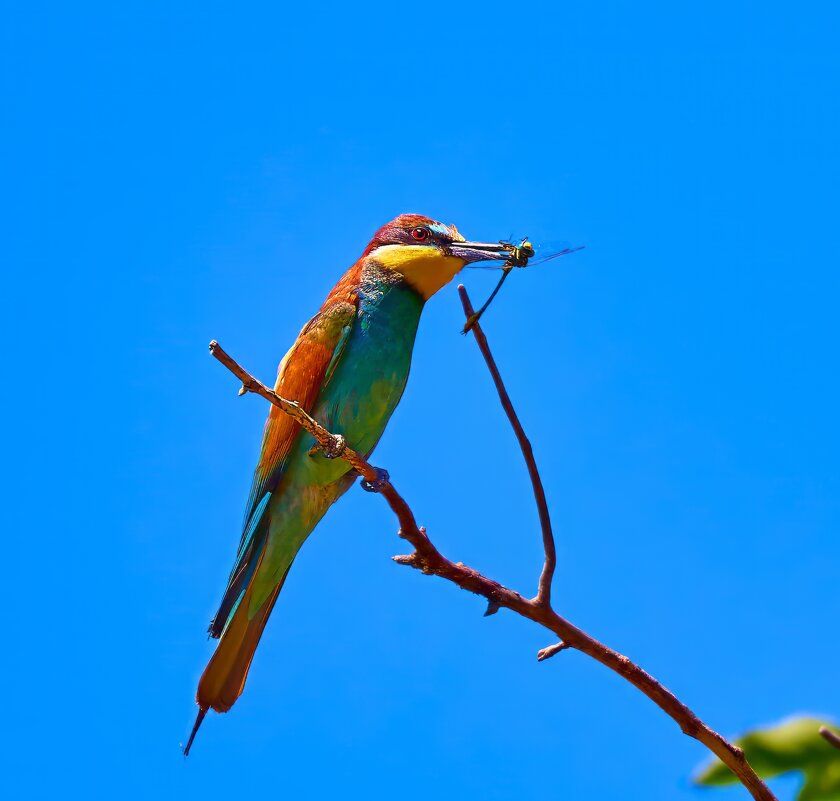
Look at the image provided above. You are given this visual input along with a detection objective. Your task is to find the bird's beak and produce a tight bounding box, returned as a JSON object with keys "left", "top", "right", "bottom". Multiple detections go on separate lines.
{"left": 446, "top": 241, "right": 510, "bottom": 264}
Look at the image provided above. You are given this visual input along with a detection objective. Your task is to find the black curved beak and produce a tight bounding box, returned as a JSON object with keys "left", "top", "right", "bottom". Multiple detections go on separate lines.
{"left": 447, "top": 241, "right": 510, "bottom": 264}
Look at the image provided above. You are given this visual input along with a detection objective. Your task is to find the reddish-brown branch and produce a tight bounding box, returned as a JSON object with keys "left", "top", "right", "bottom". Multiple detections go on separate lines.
{"left": 208, "top": 321, "right": 776, "bottom": 801}
{"left": 820, "top": 726, "right": 840, "bottom": 751}
{"left": 458, "top": 285, "right": 557, "bottom": 607}
{"left": 209, "top": 341, "right": 426, "bottom": 544}
{"left": 537, "top": 642, "right": 570, "bottom": 661}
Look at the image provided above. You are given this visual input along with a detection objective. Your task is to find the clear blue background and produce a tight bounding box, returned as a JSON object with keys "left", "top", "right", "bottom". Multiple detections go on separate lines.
{"left": 3, "top": 2, "right": 838, "bottom": 799}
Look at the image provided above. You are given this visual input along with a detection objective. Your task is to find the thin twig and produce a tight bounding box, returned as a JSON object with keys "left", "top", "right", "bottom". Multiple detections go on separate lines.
{"left": 820, "top": 726, "right": 840, "bottom": 751}
{"left": 458, "top": 285, "right": 557, "bottom": 607}
{"left": 208, "top": 335, "right": 776, "bottom": 801}
{"left": 537, "top": 642, "right": 570, "bottom": 661}
{"left": 209, "top": 341, "right": 428, "bottom": 548}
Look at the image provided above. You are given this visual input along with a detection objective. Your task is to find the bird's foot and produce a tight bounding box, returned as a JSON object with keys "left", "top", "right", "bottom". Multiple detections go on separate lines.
{"left": 360, "top": 467, "right": 390, "bottom": 493}
{"left": 322, "top": 434, "right": 346, "bottom": 459}
{"left": 309, "top": 434, "right": 346, "bottom": 459}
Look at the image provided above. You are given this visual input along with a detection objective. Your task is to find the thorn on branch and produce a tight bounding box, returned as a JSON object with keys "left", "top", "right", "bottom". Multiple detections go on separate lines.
{"left": 537, "top": 642, "right": 570, "bottom": 661}
{"left": 238, "top": 384, "right": 249, "bottom": 396}
{"left": 397, "top": 526, "right": 427, "bottom": 541}
{"left": 392, "top": 552, "right": 434, "bottom": 574}
{"left": 484, "top": 599, "right": 501, "bottom": 617}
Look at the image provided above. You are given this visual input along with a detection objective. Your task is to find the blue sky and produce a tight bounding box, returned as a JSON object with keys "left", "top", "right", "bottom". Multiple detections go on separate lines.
{"left": 3, "top": 2, "right": 838, "bottom": 799}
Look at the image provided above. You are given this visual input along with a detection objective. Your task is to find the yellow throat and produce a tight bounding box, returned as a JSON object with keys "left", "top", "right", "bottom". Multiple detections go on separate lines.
{"left": 371, "top": 244, "right": 466, "bottom": 300}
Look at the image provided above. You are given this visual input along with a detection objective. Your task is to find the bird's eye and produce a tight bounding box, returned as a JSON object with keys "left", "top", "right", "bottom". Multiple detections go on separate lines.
{"left": 411, "top": 227, "right": 430, "bottom": 242}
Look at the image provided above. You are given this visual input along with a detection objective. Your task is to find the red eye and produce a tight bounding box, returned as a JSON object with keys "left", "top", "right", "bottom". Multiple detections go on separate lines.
{"left": 411, "top": 227, "right": 429, "bottom": 241}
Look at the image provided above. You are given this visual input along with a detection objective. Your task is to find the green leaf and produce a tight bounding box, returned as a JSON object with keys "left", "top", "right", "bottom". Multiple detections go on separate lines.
{"left": 799, "top": 760, "right": 840, "bottom": 801}
{"left": 695, "top": 716, "right": 840, "bottom": 800}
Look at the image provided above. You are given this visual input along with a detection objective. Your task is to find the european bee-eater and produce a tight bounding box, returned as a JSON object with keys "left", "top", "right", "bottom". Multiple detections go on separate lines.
{"left": 186, "top": 214, "right": 510, "bottom": 753}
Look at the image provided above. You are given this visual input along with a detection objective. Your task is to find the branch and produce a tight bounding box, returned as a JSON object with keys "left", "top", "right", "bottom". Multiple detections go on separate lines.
{"left": 820, "top": 726, "right": 840, "bottom": 751}
{"left": 208, "top": 334, "right": 777, "bottom": 801}
{"left": 537, "top": 642, "right": 570, "bottom": 662}
{"left": 208, "top": 341, "right": 425, "bottom": 546}
{"left": 458, "top": 285, "right": 557, "bottom": 607}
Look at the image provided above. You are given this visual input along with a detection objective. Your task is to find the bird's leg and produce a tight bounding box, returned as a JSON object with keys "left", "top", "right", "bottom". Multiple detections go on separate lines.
{"left": 360, "top": 467, "right": 390, "bottom": 493}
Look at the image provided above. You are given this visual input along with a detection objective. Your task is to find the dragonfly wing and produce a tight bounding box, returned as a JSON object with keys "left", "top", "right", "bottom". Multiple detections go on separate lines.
{"left": 528, "top": 245, "right": 584, "bottom": 265}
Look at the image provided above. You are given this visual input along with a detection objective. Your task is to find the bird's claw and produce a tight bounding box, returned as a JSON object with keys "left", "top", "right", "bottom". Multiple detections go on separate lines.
{"left": 322, "top": 434, "right": 346, "bottom": 459}
{"left": 309, "top": 434, "right": 346, "bottom": 459}
{"left": 360, "top": 467, "right": 390, "bottom": 493}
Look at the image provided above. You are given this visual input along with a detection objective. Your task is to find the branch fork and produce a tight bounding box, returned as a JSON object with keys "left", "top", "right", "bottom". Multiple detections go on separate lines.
{"left": 206, "top": 291, "right": 777, "bottom": 801}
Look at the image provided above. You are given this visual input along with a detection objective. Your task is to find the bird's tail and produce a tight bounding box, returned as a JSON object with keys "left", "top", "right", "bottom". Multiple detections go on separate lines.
{"left": 184, "top": 577, "right": 283, "bottom": 755}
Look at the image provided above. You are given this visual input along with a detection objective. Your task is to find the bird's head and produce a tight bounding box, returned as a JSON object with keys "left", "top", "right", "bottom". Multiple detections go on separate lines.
{"left": 363, "top": 214, "right": 510, "bottom": 299}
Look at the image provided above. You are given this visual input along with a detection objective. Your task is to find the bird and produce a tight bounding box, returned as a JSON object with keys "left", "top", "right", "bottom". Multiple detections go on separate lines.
{"left": 185, "top": 214, "right": 510, "bottom": 754}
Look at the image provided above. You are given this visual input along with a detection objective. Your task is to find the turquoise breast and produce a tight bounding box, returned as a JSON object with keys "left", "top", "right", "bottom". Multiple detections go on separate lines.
{"left": 251, "top": 266, "right": 424, "bottom": 606}
{"left": 295, "top": 264, "right": 424, "bottom": 487}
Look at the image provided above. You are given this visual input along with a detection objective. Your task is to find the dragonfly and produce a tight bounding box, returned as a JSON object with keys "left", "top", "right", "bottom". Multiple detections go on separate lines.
{"left": 462, "top": 238, "right": 584, "bottom": 333}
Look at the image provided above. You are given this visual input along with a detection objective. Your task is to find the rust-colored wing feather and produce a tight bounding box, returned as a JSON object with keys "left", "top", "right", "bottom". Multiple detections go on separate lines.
{"left": 207, "top": 291, "right": 359, "bottom": 639}
{"left": 243, "top": 295, "right": 358, "bottom": 527}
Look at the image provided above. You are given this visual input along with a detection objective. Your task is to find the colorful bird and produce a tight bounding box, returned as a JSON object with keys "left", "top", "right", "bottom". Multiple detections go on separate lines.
{"left": 185, "top": 214, "right": 510, "bottom": 753}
